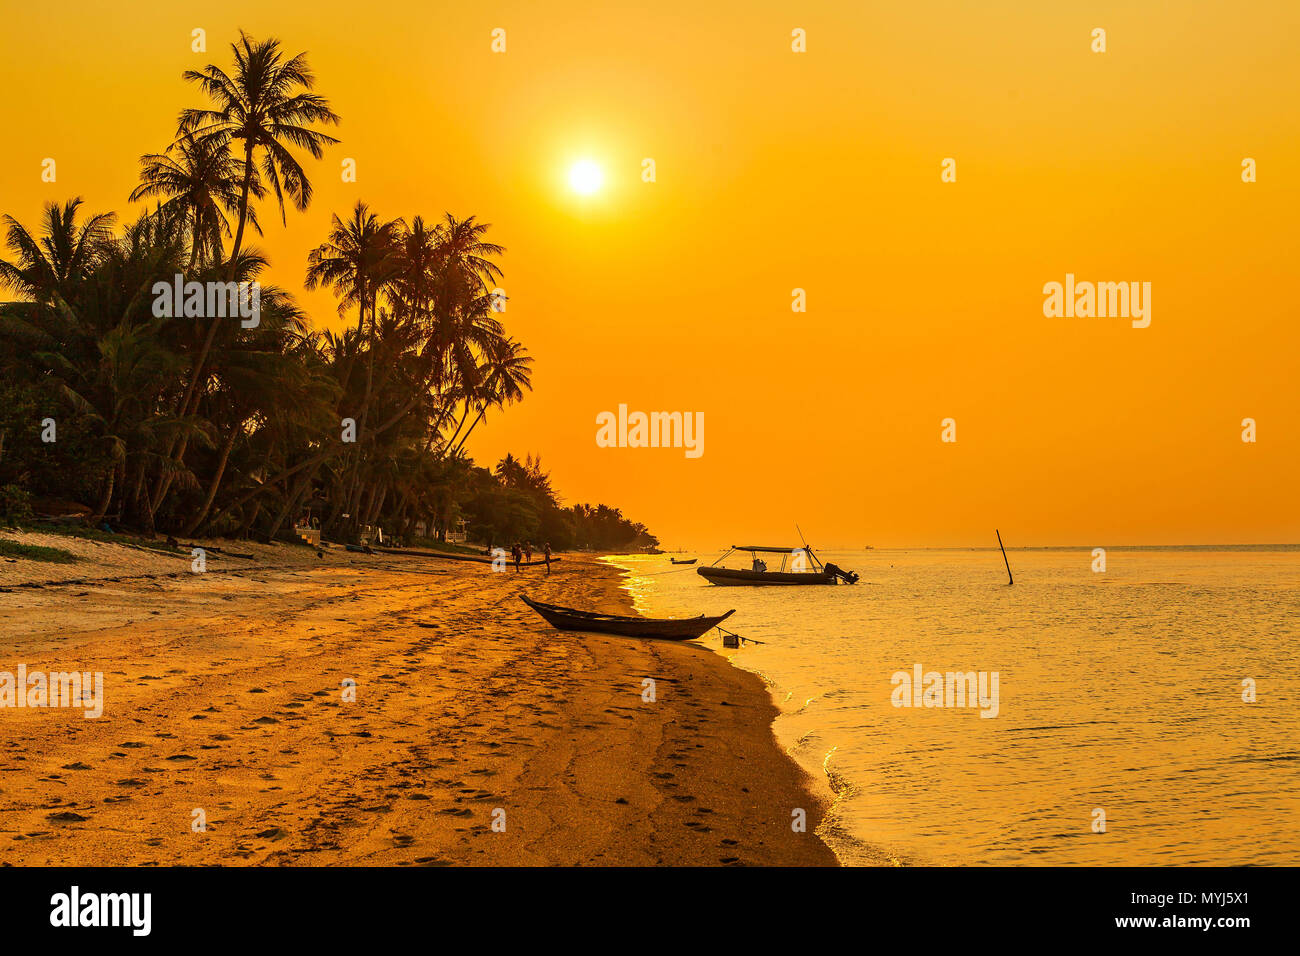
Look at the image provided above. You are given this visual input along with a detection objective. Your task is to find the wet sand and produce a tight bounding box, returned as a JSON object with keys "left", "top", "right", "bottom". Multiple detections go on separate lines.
{"left": 0, "top": 537, "right": 836, "bottom": 865}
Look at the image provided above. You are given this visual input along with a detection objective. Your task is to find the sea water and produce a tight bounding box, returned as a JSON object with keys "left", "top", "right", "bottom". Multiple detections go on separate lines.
{"left": 609, "top": 548, "right": 1300, "bottom": 866}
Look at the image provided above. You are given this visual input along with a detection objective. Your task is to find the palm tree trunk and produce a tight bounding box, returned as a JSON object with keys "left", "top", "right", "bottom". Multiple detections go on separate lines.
{"left": 451, "top": 406, "right": 488, "bottom": 457}
{"left": 267, "top": 468, "right": 312, "bottom": 541}
{"left": 237, "top": 500, "right": 261, "bottom": 538}
{"left": 343, "top": 299, "right": 378, "bottom": 528}
{"left": 227, "top": 142, "right": 255, "bottom": 280}
{"left": 128, "top": 459, "right": 147, "bottom": 522}
{"left": 366, "top": 484, "right": 388, "bottom": 526}
{"left": 357, "top": 483, "right": 375, "bottom": 527}
{"left": 205, "top": 384, "right": 430, "bottom": 532}
{"left": 88, "top": 464, "right": 115, "bottom": 527}
{"left": 183, "top": 425, "right": 239, "bottom": 536}
{"left": 135, "top": 458, "right": 157, "bottom": 536}
{"left": 154, "top": 142, "right": 256, "bottom": 514}
{"left": 443, "top": 402, "right": 474, "bottom": 455}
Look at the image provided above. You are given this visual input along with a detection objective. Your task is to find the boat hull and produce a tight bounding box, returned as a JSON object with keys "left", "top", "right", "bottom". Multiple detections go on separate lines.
{"left": 697, "top": 566, "right": 838, "bottom": 586}
{"left": 520, "top": 596, "right": 734, "bottom": 640}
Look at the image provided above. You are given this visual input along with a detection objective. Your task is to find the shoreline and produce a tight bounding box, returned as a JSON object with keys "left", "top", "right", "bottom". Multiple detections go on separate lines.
{"left": 0, "top": 531, "right": 836, "bottom": 866}
{"left": 604, "top": 554, "right": 885, "bottom": 867}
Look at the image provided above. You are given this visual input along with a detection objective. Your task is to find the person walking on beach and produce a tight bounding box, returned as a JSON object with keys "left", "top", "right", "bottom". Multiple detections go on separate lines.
{"left": 511, "top": 542, "right": 522, "bottom": 572}
{"left": 543, "top": 542, "right": 552, "bottom": 575}
{"left": 524, "top": 541, "right": 533, "bottom": 564}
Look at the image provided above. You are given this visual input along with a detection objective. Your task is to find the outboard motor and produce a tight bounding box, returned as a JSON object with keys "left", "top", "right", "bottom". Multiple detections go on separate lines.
{"left": 824, "top": 563, "right": 859, "bottom": 584}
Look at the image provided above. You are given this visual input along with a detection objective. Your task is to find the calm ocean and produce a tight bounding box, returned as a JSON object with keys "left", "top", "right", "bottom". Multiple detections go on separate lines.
{"left": 609, "top": 548, "right": 1300, "bottom": 865}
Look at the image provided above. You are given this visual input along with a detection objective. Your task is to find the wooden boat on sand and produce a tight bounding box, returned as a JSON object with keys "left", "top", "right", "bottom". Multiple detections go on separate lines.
{"left": 520, "top": 596, "right": 733, "bottom": 641}
{"left": 697, "top": 545, "right": 859, "bottom": 586}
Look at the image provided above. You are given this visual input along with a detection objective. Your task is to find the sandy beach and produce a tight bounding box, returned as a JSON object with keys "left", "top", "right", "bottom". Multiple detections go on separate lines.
{"left": 0, "top": 533, "right": 835, "bottom": 866}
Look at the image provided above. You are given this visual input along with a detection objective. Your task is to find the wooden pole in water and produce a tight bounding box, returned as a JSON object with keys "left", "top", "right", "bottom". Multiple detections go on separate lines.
{"left": 996, "top": 529, "right": 1013, "bottom": 585}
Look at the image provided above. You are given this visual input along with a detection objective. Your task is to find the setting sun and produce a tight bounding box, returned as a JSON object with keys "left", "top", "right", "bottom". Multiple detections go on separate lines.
{"left": 567, "top": 158, "right": 604, "bottom": 195}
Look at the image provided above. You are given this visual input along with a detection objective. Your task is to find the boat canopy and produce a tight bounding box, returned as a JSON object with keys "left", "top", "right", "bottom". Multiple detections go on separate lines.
{"left": 709, "top": 542, "right": 833, "bottom": 576}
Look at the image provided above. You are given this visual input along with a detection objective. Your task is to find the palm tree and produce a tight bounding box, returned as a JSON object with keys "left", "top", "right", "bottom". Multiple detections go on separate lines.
{"left": 129, "top": 134, "right": 261, "bottom": 269}
{"left": 449, "top": 336, "right": 532, "bottom": 456}
{"left": 144, "top": 35, "right": 338, "bottom": 528}
{"left": 179, "top": 32, "right": 340, "bottom": 275}
{"left": 181, "top": 294, "right": 333, "bottom": 536}
{"left": 0, "top": 198, "right": 115, "bottom": 302}
{"left": 2, "top": 208, "right": 188, "bottom": 529}
{"left": 69, "top": 317, "right": 181, "bottom": 526}
{"left": 306, "top": 201, "right": 400, "bottom": 531}
{"left": 401, "top": 216, "right": 507, "bottom": 459}
{"left": 172, "top": 31, "right": 339, "bottom": 432}
{"left": 305, "top": 201, "right": 397, "bottom": 347}
{"left": 431, "top": 214, "right": 504, "bottom": 297}
{"left": 389, "top": 215, "right": 443, "bottom": 319}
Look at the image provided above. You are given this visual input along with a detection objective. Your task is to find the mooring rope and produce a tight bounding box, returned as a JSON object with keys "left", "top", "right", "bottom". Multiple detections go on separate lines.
{"left": 716, "top": 625, "right": 765, "bottom": 645}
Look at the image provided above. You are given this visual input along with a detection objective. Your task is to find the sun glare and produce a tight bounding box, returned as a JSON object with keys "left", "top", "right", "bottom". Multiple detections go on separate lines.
{"left": 568, "top": 159, "right": 604, "bottom": 195}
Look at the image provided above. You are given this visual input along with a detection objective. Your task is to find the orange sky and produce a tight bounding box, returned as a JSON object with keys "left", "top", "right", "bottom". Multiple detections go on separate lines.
{"left": 2, "top": 0, "right": 1297, "bottom": 548}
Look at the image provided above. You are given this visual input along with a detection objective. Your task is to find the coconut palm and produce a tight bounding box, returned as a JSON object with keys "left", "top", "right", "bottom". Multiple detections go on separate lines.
{"left": 0, "top": 198, "right": 115, "bottom": 302}
{"left": 305, "top": 200, "right": 398, "bottom": 344}
{"left": 179, "top": 32, "right": 340, "bottom": 273}
{"left": 172, "top": 31, "right": 339, "bottom": 431}
{"left": 306, "top": 201, "right": 400, "bottom": 528}
{"left": 129, "top": 134, "right": 262, "bottom": 269}
{"left": 431, "top": 213, "right": 504, "bottom": 296}
{"left": 449, "top": 336, "right": 533, "bottom": 457}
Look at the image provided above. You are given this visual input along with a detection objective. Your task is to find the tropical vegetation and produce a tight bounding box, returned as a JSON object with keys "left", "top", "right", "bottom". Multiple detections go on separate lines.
{"left": 0, "top": 32, "right": 656, "bottom": 552}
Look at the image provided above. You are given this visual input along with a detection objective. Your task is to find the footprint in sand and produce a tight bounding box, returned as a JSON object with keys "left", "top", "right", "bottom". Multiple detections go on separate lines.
{"left": 46, "top": 811, "right": 89, "bottom": 823}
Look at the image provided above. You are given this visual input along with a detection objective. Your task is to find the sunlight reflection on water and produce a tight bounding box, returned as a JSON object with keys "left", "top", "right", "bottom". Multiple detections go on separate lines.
{"left": 608, "top": 548, "right": 1300, "bottom": 866}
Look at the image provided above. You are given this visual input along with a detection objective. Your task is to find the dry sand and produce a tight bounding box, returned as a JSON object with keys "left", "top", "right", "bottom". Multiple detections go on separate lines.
{"left": 0, "top": 532, "right": 836, "bottom": 865}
